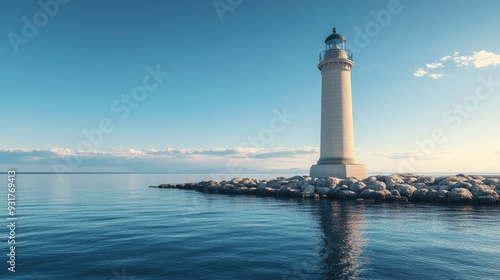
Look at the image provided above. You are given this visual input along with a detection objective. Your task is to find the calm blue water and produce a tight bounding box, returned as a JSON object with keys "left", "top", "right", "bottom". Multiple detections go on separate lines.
{"left": 2, "top": 174, "right": 499, "bottom": 279}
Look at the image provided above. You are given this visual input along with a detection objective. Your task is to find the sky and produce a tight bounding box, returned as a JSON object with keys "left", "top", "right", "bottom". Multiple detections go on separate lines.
{"left": 1, "top": 0, "right": 500, "bottom": 174}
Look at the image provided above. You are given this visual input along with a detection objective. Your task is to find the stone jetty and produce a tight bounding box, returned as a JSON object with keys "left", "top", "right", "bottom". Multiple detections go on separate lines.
{"left": 150, "top": 174, "right": 500, "bottom": 205}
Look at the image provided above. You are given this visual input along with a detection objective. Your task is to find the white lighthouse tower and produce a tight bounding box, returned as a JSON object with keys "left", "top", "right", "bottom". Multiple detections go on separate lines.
{"left": 310, "top": 28, "right": 367, "bottom": 179}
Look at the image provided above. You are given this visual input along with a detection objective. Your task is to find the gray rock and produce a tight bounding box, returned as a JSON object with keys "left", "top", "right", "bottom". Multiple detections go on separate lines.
{"left": 365, "top": 181, "right": 386, "bottom": 191}
{"left": 449, "top": 188, "right": 473, "bottom": 202}
{"left": 287, "top": 175, "right": 305, "bottom": 181}
{"left": 339, "top": 178, "right": 358, "bottom": 188}
{"left": 470, "top": 185, "right": 497, "bottom": 197}
{"left": 257, "top": 187, "right": 277, "bottom": 196}
{"left": 426, "top": 189, "right": 439, "bottom": 201}
{"left": 338, "top": 190, "right": 358, "bottom": 200}
{"left": 362, "top": 176, "right": 378, "bottom": 185}
{"left": 390, "top": 189, "right": 401, "bottom": 198}
{"left": 412, "top": 189, "right": 429, "bottom": 201}
{"left": 349, "top": 181, "right": 366, "bottom": 193}
{"left": 302, "top": 184, "right": 316, "bottom": 194}
{"left": 439, "top": 175, "right": 467, "bottom": 186}
{"left": 476, "top": 195, "right": 499, "bottom": 205}
{"left": 383, "top": 175, "right": 405, "bottom": 189}
{"left": 465, "top": 179, "right": 484, "bottom": 186}
{"left": 315, "top": 187, "right": 331, "bottom": 196}
{"left": 325, "top": 177, "right": 341, "bottom": 189}
{"left": 416, "top": 176, "right": 436, "bottom": 185}
{"left": 437, "top": 190, "right": 449, "bottom": 202}
{"left": 359, "top": 189, "right": 389, "bottom": 200}
{"left": 395, "top": 184, "right": 417, "bottom": 197}
{"left": 285, "top": 182, "right": 299, "bottom": 189}
{"left": 483, "top": 178, "right": 499, "bottom": 187}
{"left": 403, "top": 177, "right": 418, "bottom": 184}
{"left": 359, "top": 189, "right": 375, "bottom": 199}
{"left": 231, "top": 177, "right": 243, "bottom": 185}
{"left": 412, "top": 183, "right": 428, "bottom": 190}
{"left": 438, "top": 185, "right": 452, "bottom": 191}
{"left": 450, "top": 182, "right": 473, "bottom": 190}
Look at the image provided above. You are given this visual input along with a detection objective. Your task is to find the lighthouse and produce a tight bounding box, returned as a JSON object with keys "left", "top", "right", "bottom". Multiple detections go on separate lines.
{"left": 310, "top": 28, "right": 367, "bottom": 179}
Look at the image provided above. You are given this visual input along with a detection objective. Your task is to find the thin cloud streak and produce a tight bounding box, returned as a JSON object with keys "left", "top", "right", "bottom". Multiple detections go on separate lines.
{"left": 0, "top": 147, "right": 320, "bottom": 172}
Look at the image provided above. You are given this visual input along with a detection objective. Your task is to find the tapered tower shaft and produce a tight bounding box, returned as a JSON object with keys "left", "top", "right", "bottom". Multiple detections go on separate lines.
{"left": 310, "top": 28, "right": 367, "bottom": 179}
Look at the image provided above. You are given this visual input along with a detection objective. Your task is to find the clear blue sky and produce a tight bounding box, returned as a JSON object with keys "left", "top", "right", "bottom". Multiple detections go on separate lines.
{"left": 1, "top": 0, "right": 500, "bottom": 174}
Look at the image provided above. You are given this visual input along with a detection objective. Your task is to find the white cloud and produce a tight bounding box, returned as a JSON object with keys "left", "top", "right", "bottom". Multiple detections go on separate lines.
{"left": 426, "top": 62, "right": 444, "bottom": 69}
{"left": 440, "top": 55, "right": 451, "bottom": 61}
{"left": 413, "top": 68, "right": 444, "bottom": 79}
{"left": 428, "top": 73, "right": 445, "bottom": 79}
{"left": 453, "top": 53, "right": 474, "bottom": 68}
{"left": 471, "top": 50, "right": 500, "bottom": 68}
{"left": 414, "top": 50, "right": 500, "bottom": 78}
{"left": 451, "top": 50, "right": 500, "bottom": 68}
{"left": 413, "top": 68, "right": 428, "bottom": 77}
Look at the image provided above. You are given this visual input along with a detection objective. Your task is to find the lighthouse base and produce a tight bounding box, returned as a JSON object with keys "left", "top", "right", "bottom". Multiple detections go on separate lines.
{"left": 310, "top": 164, "right": 367, "bottom": 179}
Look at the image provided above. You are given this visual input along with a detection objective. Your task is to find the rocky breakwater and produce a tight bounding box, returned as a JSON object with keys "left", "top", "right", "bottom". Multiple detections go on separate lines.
{"left": 150, "top": 174, "right": 500, "bottom": 205}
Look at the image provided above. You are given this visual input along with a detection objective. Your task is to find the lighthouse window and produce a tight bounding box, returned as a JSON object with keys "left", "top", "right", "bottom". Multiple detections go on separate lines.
{"left": 326, "top": 38, "right": 344, "bottom": 50}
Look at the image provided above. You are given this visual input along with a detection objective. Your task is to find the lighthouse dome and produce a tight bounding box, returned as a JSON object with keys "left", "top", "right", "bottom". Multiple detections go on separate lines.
{"left": 325, "top": 27, "right": 346, "bottom": 50}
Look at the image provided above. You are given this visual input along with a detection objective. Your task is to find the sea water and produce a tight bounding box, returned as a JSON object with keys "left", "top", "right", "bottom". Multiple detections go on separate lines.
{"left": 2, "top": 173, "right": 499, "bottom": 279}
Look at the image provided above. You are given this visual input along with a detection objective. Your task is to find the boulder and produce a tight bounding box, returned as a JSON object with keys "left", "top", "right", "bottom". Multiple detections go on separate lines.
{"left": 365, "top": 181, "right": 386, "bottom": 191}
{"left": 438, "top": 185, "right": 452, "bottom": 191}
{"left": 325, "top": 177, "right": 341, "bottom": 189}
{"left": 315, "top": 187, "right": 331, "bottom": 196}
{"left": 362, "top": 176, "right": 378, "bottom": 185}
{"left": 390, "top": 189, "right": 401, "bottom": 198}
{"left": 412, "top": 189, "right": 429, "bottom": 201}
{"left": 395, "top": 184, "right": 417, "bottom": 198}
{"left": 450, "top": 182, "right": 473, "bottom": 190}
{"left": 287, "top": 175, "right": 305, "bottom": 181}
{"left": 359, "top": 189, "right": 374, "bottom": 199}
{"left": 383, "top": 175, "right": 405, "bottom": 189}
{"left": 465, "top": 179, "right": 484, "bottom": 186}
{"left": 359, "top": 189, "right": 389, "bottom": 200}
{"left": 403, "top": 176, "right": 418, "bottom": 184}
{"left": 426, "top": 189, "right": 439, "bottom": 201}
{"left": 231, "top": 177, "right": 243, "bottom": 185}
{"left": 338, "top": 190, "right": 358, "bottom": 200}
{"left": 349, "top": 181, "right": 366, "bottom": 193}
{"left": 483, "top": 178, "right": 500, "bottom": 187}
{"left": 439, "top": 175, "right": 467, "bottom": 186}
{"left": 257, "top": 187, "right": 277, "bottom": 196}
{"left": 302, "top": 184, "right": 316, "bottom": 194}
{"left": 449, "top": 188, "right": 473, "bottom": 202}
{"left": 470, "top": 185, "right": 497, "bottom": 197}
{"left": 416, "top": 176, "right": 436, "bottom": 185}
{"left": 339, "top": 178, "right": 358, "bottom": 188}
{"left": 437, "top": 190, "right": 450, "bottom": 202}
{"left": 285, "top": 182, "right": 299, "bottom": 189}
{"left": 476, "top": 195, "right": 499, "bottom": 205}
{"left": 412, "top": 183, "right": 428, "bottom": 190}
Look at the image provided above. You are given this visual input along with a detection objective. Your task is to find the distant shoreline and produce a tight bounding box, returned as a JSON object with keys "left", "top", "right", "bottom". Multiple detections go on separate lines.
{"left": 151, "top": 174, "right": 500, "bottom": 205}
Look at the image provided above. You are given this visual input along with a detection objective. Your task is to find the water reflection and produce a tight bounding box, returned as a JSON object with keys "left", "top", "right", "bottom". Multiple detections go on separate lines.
{"left": 315, "top": 200, "right": 366, "bottom": 280}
